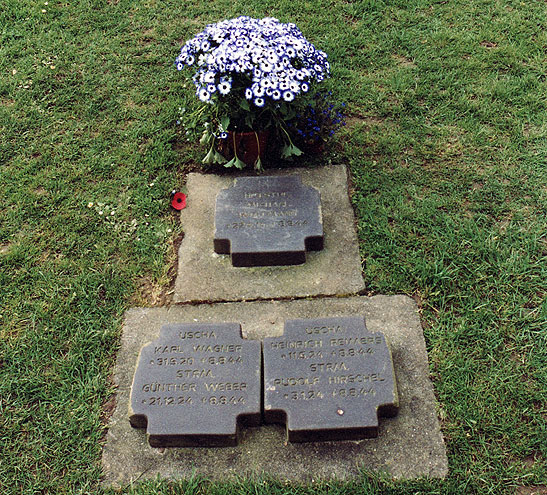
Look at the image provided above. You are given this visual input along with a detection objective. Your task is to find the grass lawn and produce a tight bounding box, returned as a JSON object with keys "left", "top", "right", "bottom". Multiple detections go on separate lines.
{"left": 1, "top": 0, "right": 545, "bottom": 493}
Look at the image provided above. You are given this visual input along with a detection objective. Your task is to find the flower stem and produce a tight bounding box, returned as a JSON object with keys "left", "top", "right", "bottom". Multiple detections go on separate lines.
{"left": 280, "top": 123, "right": 296, "bottom": 147}
{"left": 254, "top": 131, "right": 261, "bottom": 158}
{"left": 232, "top": 131, "right": 239, "bottom": 160}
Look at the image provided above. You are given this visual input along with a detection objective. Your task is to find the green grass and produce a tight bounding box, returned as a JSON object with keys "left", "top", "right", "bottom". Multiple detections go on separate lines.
{"left": 1, "top": 0, "right": 546, "bottom": 493}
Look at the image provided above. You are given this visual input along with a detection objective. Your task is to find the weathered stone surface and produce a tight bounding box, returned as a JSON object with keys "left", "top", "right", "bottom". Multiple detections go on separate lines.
{"left": 129, "top": 323, "right": 261, "bottom": 447}
{"left": 102, "top": 296, "right": 448, "bottom": 485}
{"left": 174, "top": 165, "right": 364, "bottom": 302}
{"left": 214, "top": 175, "right": 323, "bottom": 267}
{"left": 263, "top": 317, "right": 398, "bottom": 442}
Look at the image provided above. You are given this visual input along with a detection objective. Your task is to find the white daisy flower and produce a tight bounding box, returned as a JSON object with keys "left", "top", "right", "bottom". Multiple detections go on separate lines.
{"left": 282, "top": 90, "right": 295, "bottom": 102}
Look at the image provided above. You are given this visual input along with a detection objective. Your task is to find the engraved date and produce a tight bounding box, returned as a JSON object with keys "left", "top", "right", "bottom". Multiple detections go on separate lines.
{"left": 143, "top": 396, "right": 194, "bottom": 406}
{"left": 201, "top": 395, "right": 246, "bottom": 405}
{"left": 283, "top": 390, "right": 324, "bottom": 401}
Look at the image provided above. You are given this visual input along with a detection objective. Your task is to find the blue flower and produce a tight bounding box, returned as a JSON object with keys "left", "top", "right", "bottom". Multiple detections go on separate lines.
{"left": 218, "top": 81, "right": 231, "bottom": 95}
{"left": 260, "top": 61, "right": 273, "bottom": 73}
{"left": 176, "top": 15, "right": 332, "bottom": 145}
{"left": 283, "top": 90, "right": 295, "bottom": 102}
{"left": 267, "top": 51, "right": 278, "bottom": 64}
{"left": 252, "top": 85, "right": 265, "bottom": 97}
{"left": 198, "top": 88, "right": 211, "bottom": 102}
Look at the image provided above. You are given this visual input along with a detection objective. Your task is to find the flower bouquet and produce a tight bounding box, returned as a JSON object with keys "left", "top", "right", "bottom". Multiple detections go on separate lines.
{"left": 175, "top": 16, "right": 338, "bottom": 170}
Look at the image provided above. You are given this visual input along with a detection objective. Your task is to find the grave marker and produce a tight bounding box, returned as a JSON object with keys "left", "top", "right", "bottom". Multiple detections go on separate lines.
{"left": 214, "top": 175, "right": 323, "bottom": 267}
{"left": 263, "top": 316, "right": 398, "bottom": 442}
{"left": 129, "top": 323, "right": 261, "bottom": 447}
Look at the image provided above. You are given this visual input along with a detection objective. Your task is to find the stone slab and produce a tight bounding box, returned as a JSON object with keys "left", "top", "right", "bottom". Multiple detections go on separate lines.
{"left": 129, "top": 323, "right": 261, "bottom": 447}
{"left": 174, "top": 165, "right": 364, "bottom": 302}
{"left": 102, "top": 296, "right": 448, "bottom": 486}
{"left": 263, "top": 317, "right": 398, "bottom": 442}
{"left": 214, "top": 175, "right": 323, "bottom": 267}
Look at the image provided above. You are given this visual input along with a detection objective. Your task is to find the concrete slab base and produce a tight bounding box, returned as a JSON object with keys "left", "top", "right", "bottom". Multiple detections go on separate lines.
{"left": 102, "top": 296, "right": 447, "bottom": 487}
{"left": 173, "top": 165, "right": 365, "bottom": 303}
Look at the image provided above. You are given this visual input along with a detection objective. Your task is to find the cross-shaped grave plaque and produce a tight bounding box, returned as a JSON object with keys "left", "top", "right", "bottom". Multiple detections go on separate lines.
{"left": 263, "top": 316, "right": 398, "bottom": 442}
{"left": 129, "top": 323, "right": 261, "bottom": 447}
{"left": 214, "top": 175, "right": 323, "bottom": 267}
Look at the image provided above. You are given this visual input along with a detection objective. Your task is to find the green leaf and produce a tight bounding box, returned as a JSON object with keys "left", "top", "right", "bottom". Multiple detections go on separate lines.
{"left": 223, "top": 156, "right": 237, "bottom": 168}
{"left": 202, "top": 144, "right": 228, "bottom": 165}
{"left": 233, "top": 155, "right": 247, "bottom": 169}
{"left": 220, "top": 116, "right": 230, "bottom": 131}
{"left": 281, "top": 143, "right": 303, "bottom": 159}
{"left": 199, "top": 130, "right": 212, "bottom": 146}
{"left": 202, "top": 146, "right": 216, "bottom": 164}
{"left": 213, "top": 149, "right": 227, "bottom": 164}
{"left": 239, "top": 99, "right": 250, "bottom": 111}
{"left": 223, "top": 154, "right": 248, "bottom": 169}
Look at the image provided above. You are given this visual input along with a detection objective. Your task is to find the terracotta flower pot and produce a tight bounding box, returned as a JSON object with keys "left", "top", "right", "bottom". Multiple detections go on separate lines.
{"left": 220, "top": 130, "right": 269, "bottom": 166}
{"left": 300, "top": 139, "right": 325, "bottom": 155}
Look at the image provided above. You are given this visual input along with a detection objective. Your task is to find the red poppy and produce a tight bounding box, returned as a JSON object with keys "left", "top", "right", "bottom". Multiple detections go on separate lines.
{"left": 171, "top": 192, "right": 187, "bottom": 210}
